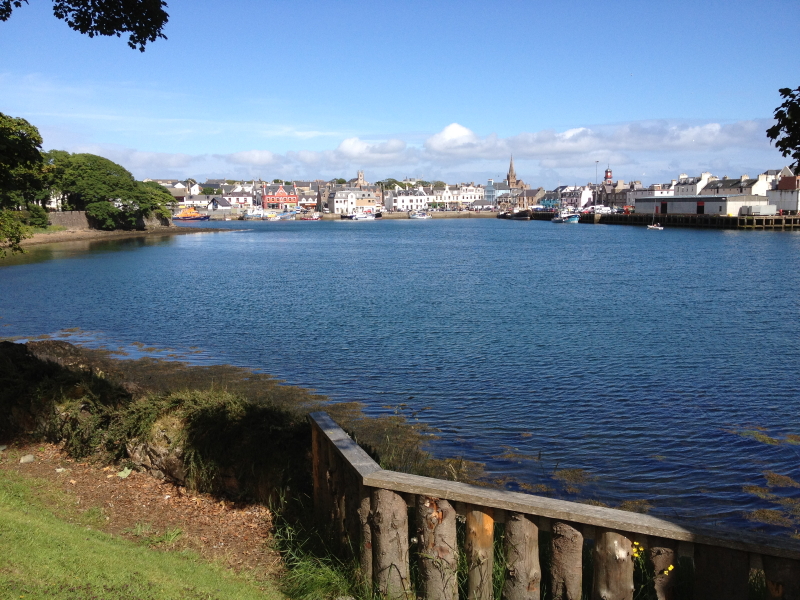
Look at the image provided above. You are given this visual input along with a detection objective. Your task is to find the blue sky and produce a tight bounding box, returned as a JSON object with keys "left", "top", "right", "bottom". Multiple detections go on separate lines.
{"left": 2, "top": 0, "right": 799, "bottom": 187}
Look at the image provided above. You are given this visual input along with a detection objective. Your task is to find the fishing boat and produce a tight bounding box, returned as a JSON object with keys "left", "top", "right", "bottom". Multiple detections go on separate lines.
{"left": 551, "top": 210, "right": 579, "bottom": 223}
{"left": 173, "top": 207, "right": 210, "bottom": 221}
{"left": 408, "top": 210, "right": 432, "bottom": 219}
{"left": 352, "top": 213, "right": 375, "bottom": 220}
{"left": 300, "top": 212, "right": 321, "bottom": 221}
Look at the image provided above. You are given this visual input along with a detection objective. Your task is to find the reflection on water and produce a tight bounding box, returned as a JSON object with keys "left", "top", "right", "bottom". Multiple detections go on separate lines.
{"left": 5, "top": 235, "right": 179, "bottom": 266}
{"left": 2, "top": 219, "right": 800, "bottom": 534}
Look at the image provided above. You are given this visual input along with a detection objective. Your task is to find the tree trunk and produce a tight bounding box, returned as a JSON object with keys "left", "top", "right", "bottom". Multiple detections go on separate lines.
{"left": 417, "top": 496, "right": 458, "bottom": 600}
{"left": 465, "top": 505, "right": 495, "bottom": 600}
{"left": 592, "top": 529, "right": 634, "bottom": 600}
{"left": 648, "top": 537, "right": 677, "bottom": 600}
{"left": 550, "top": 521, "right": 583, "bottom": 600}
{"left": 763, "top": 555, "right": 800, "bottom": 600}
{"left": 503, "top": 512, "right": 541, "bottom": 600}
{"left": 693, "top": 544, "right": 748, "bottom": 600}
{"left": 371, "top": 488, "right": 411, "bottom": 600}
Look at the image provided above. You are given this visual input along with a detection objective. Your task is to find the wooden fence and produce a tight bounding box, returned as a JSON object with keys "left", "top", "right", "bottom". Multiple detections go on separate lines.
{"left": 309, "top": 412, "right": 800, "bottom": 600}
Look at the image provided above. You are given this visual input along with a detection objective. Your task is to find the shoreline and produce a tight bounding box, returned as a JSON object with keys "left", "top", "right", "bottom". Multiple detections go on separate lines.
{"left": 20, "top": 225, "right": 224, "bottom": 247}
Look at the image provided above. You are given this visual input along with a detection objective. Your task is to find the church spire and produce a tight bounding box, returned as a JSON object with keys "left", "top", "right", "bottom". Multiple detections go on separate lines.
{"left": 507, "top": 155, "right": 517, "bottom": 187}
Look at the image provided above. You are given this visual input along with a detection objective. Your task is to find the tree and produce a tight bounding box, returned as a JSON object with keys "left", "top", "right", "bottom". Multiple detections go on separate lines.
{"left": 0, "top": 210, "right": 31, "bottom": 256}
{"left": 201, "top": 186, "right": 219, "bottom": 195}
{"left": 0, "top": 0, "right": 168, "bottom": 51}
{"left": 58, "top": 153, "right": 170, "bottom": 229}
{"left": 0, "top": 112, "right": 45, "bottom": 209}
{"left": 767, "top": 86, "right": 800, "bottom": 174}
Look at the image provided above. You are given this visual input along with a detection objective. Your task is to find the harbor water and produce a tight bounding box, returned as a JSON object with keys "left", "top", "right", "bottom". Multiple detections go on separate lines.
{"left": 2, "top": 218, "right": 799, "bottom": 533}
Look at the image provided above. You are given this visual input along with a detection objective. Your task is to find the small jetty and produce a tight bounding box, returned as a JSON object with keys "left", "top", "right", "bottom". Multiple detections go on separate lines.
{"left": 582, "top": 212, "right": 800, "bottom": 230}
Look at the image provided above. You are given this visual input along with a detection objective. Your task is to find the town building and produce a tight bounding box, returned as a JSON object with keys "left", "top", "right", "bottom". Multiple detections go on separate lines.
{"left": 627, "top": 180, "right": 676, "bottom": 203}
{"left": 700, "top": 171, "right": 778, "bottom": 197}
{"left": 674, "top": 172, "right": 716, "bottom": 195}
{"left": 767, "top": 167, "right": 800, "bottom": 212}
{"left": 383, "top": 186, "right": 432, "bottom": 212}
{"left": 261, "top": 183, "right": 298, "bottom": 211}
{"left": 327, "top": 188, "right": 379, "bottom": 215}
{"left": 223, "top": 191, "right": 256, "bottom": 209}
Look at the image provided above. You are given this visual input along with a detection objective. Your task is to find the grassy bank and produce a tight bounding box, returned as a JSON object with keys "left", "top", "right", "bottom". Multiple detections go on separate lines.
{"left": 0, "top": 468, "right": 280, "bottom": 599}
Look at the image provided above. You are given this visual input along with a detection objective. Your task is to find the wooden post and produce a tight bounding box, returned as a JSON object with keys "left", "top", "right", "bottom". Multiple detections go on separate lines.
{"left": 326, "top": 444, "right": 347, "bottom": 548}
{"left": 465, "top": 505, "right": 495, "bottom": 600}
{"left": 693, "top": 544, "right": 749, "bottom": 600}
{"left": 372, "top": 488, "right": 411, "bottom": 600}
{"left": 763, "top": 555, "right": 800, "bottom": 600}
{"left": 592, "top": 528, "right": 634, "bottom": 600}
{"left": 358, "top": 485, "right": 373, "bottom": 584}
{"left": 550, "top": 521, "right": 583, "bottom": 600}
{"left": 648, "top": 537, "right": 677, "bottom": 600}
{"left": 417, "top": 496, "right": 458, "bottom": 600}
{"left": 311, "top": 424, "right": 331, "bottom": 523}
{"left": 503, "top": 512, "right": 541, "bottom": 600}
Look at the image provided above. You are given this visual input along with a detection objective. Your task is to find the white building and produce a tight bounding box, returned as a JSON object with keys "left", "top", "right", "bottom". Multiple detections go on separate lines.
{"left": 384, "top": 186, "right": 432, "bottom": 212}
{"left": 700, "top": 172, "right": 778, "bottom": 197}
{"left": 560, "top": 186, "right": 594, "bottom": 209}
{"left": 674, "top": 172, "right": 716, "bottom": 195}
{"left": 327, "top": 188, "right": 379, "bottom": 215}
{"left": 767, "top": 167, "right": 800, "bottom": 212}
{"left": 627, "top": 181, "right": 677, "bottom": 203}
{"left": 223, "top": 191, "right": 256, "bottom": 209}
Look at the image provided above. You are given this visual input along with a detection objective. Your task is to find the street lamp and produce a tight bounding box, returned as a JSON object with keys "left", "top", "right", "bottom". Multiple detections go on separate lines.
{"left": 595, "top": 160, "right": 599, "bottom": 208}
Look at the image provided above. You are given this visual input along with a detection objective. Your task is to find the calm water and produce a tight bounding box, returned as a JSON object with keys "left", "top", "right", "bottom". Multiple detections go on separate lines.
{"left": 2, "top": 219, "right": 800, "bottom": 532}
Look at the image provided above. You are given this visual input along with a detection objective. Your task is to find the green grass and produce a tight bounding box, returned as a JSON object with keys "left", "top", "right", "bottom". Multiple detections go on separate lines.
{"left": 0, "top": 470, "right": 282, "bottom": 600}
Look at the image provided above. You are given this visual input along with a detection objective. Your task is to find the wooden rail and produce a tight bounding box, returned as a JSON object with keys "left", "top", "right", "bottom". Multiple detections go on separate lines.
{"left": 309, "top": 412, "right": 800, "bottom": 600}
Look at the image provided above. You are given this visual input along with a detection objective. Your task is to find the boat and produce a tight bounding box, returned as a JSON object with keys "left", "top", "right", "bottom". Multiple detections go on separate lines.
{"left": 352, "top": 213, "right": 375, "bottom": 220}
{"left": 499, "top": 209, "right": 531, "bottom": 220}
{"left": 173, "top": 207, "right": 210, "bottom": 221}
{"left": 408, "top": 210, "right": 432, "bottom": 219}
{"left": 647, "top": 203, "right": 663, "bottom": 230}
{"left": 242, "top": 208, "right": 265, "bottom": 220}
{"left": 300, "top": 212, "right": 321, "bottom": 221}
{"left": 551, "top": 210, "right": 579, "bottom": 223}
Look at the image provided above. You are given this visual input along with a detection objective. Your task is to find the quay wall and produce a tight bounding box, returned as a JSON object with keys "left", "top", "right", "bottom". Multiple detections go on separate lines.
{"left": 586, "top": 212, "right": 800, "bottom": 230}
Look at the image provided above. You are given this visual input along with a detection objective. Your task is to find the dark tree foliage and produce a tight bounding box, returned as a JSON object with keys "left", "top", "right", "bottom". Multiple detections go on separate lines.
{"left": 767, "top": 86, "right": 800, "bottom": 174}
{"left": 0, "top": 112, "right": 44, "bottom": 208}
{"left": 0, "top": 0, "right": 168, "bottom": 51}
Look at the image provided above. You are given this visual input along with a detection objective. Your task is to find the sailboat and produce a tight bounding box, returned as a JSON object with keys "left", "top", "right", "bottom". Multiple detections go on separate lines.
{"left": 647, "top": 203, "right": 663, "bottom": 230}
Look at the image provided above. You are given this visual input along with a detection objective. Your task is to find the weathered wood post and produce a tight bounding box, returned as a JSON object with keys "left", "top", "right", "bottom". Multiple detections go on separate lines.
{"left": 648, "top": 537, "right": 677, "bottom": 600}
{"left": 763, "top": 555, "right": 800, "bottom": 600}
{"left": 592, "top": 528, "right": 634, "bottom": 600}
{"left": 357, "top": 485, "right": 373, "bottom": 583}
{"left": 503, "top": 512, "right": 541, "bottom": 600}
{"left": 465, "top": 505, "right": 495, "bottom": 600}
{"left": 417, "top": 496, "right": 458, "bottom": 600}
{"left": 372, "top": 488, "right": 411, "bottom": 600}
{"left": 311, "top": 423, "right": 332, "bottom": 523}
{"left": 550, "top": 521, "right": 583, "bottom": 600}
{"left": 326, "top": 444, "right": 347, "bottom": 547}
{"left": 693, "top": 544, "right": 749, "bottom": 600}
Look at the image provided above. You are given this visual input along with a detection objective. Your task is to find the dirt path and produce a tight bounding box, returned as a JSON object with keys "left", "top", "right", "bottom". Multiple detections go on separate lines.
{"left": 0, "top": 441, "right": 281, "bottom": 581}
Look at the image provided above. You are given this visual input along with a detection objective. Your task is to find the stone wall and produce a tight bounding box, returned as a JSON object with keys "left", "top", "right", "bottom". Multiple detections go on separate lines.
{"left": 48, "top": 211, "right": 89, "bottom": 229}
{"left": 47, "top": 211, "right": 172, "bottom": 230}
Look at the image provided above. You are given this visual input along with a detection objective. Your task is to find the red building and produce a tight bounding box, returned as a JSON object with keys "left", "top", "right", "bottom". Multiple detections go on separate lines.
{"left": 262, "top": 184, "right": 298, "bottom": 210}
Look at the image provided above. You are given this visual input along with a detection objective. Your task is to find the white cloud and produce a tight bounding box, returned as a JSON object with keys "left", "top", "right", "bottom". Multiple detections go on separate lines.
{"left": 49, "top": 118, "right": 786, "bottom": 188}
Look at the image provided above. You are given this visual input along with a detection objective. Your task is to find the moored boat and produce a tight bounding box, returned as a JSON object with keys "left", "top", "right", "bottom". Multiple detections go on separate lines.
{"left": 408, "top": 210, "right": 432, "bottom": 219}
{"left": 173, "top": 207, "right": 210, "bottom": 221}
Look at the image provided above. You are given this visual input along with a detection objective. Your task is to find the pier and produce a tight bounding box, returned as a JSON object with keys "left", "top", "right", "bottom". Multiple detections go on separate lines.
{"left": 310, "top": 411, "right": 800, "bottom": 600}
{"left": 580, "top": 212, "right": 800, "bottom": 230}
